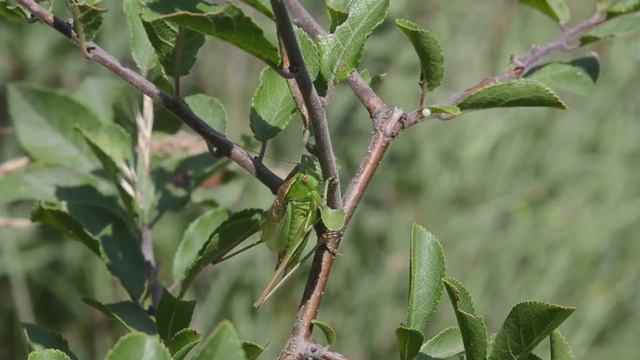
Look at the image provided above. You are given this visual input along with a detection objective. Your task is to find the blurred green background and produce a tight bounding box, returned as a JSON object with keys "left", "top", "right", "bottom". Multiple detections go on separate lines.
{"left": 1, "top": 0, "right": 639, "bottom": 359}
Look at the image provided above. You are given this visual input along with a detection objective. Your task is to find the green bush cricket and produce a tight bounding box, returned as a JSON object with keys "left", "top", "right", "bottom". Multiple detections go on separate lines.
{"left": 253, "top": 155, "right": 345, "bottom": 308}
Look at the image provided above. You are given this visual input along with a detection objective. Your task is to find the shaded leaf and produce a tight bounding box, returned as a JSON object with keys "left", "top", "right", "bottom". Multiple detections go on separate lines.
{"left": 0, "top": 0, "right": 28, "bottom": 22}
{"left": 141, "top": 0, "right": 279, "bottom": 67}
{"left": 396, "top": 326, "right": 424, "bottom": 360}
{"left": 458, "top": 79, "right": 568, "bottom": 111}
{"left": 106, "top": 332, "right": 171, "bottom": 360}
{"left": 580, "top": 12, "right": 640, "bottom": 45}
{"left": 31, "top": 189, "right": 147, "bottom": 300}
{"left": 169, "top": 328, "right": 200, "bottom": 359}
{"left": 526, "top": 55, "right": 600, "bottom": 96}
{"left": 83, "top": 299, "right": 157, "bottom": 335}
{"left": 123, "top": 0, "right": 157, "bottom": 71}
{"left": 156, "top": 288, "right": 196, "bottom": 343}
{"left": 550, "top": 329, "right": 574, "bottom": 360}
{"left": 488, "top": 301, "right": 575, "bottom": 360}
{"left": 607, "top": 0, "right": 640, "bottom": 16}
{"left": 185, "top": 94, "right": 227, "bottom": 134}
{"left": 406, "top": 224, "right": 445, "bottom": 332}
{"left": 395, "top": 19, "right": 445, "bottom": 91}
{"left": 27, "top": 350, "right": 71, "bottom": 360}
{"left": 311, "top": 319, "right": 337, "bottom": 346}
{"left": 8, "top": 84, "right": 100, "bottom": 171}
{"left": 242, "top": 341, "right": 266, "bottom": 360}
{"left": 296, "top": 27, "right": 322, "bottom": 79}
{"left": 179, "top": 209, "right": 263, "bottom": 297}
{"left": 240, "top": 0, "right": 274, "bottom": 20}
{"left": 172, "top": 208, "right": 230, "bottom": 282}
{"left": 320, "top": 0, "right": 389, "bottom": 83}
{"left": 326, "top": 0, "right": 349, "bottom": 32}
{"left": 70, "top": 1, "right": 108, "bottom": 42}
{"left": 142, "top": 19, "right": 205, "bottom": 77}
{"left": 419, "top": 327, "right": 464, "bottom": 359}
{"left": 190, "top": 321, "right": 245, "bottom": 360}
{"left": 519, "top": 0, "right": 570, "bottom": 24}
{"left": 22, "top": 323, "right": 78, "bottom": 360}
{"left": 443, "top": 277, "right": 487, "bottom": 360}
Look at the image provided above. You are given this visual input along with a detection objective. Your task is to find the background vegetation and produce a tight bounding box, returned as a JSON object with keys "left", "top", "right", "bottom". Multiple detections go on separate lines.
{"left": 1, "top": 0, "right": 639, "bottom": 359}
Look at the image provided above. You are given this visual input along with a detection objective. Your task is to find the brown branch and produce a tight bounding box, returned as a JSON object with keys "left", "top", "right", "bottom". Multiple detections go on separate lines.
{"left": 270, "top": 0, "right": 342, "bottom": 208}
{"left": 17, "top": 0, "right": 284, "bottom": 194}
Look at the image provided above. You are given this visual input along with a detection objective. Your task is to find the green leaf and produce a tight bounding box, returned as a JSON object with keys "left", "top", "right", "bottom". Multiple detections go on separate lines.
{"left": 607, "top": 0, "right": 640, "bottom": 16}
{"left": 22, "top": 323, "right": 78, "bottom": 360}
{"left": 142, "top": 19, "right": 205, "bottom": 77}
{"left": 550, "top": 330, "right": 574, "bottom": 360}
{"left": 320, "top": 207, "right": 345, "bottom": 231}
{"left": 106, "top": 332, "right": 171, "bottom": 360}
{"left": 519, "top": 0, "right": 571, "bottom": 24}
{"left": 70, "top": 1, "right": 108, "bottom": 42}
{"left": 0, "top": 0, "right": 28, "bottom": 22}
{"left": 488, "top": 301, "right": 576, "bottom": 360}
{"left": 240, "top": 0, "right": 274, "bottom": 20}
{"left": 250, "top": 68, "right": 297, "bottom": 141}
{"left": 580, "top": 12, "right": 640, "bottom": 44}
{"left": 77, "top": 121, "right": 133, "bottom": 169}
{"left": 458, "top": 79, "right": 568, "bottom": 111}
{"left": 326, "top": 0, "right": 349, "bottom": 32}
{"left": 72, "top": 77, "right": 132, "bottom": 124}
{"left": 311, "top": 319, "right": 337, "bottom": 346}
{"left": 443, "top": 277, "right": 487, "bottom": 360}
{"left": 242, "top": 341, "right": 266, "bottom": 360}
{"left": 296, "top": 27, "right": 322, "bottom": 79}
{"left": 156, "top": 289, "right": 196, "bottom": 343}
{"left": 31, "top": 192, "right": 147, "bottom": 300}
{"left": 426, "top": 105, "right": 461, "bottom": 116}
{"left": 169, "top": 328, "right": 200, "bottom": 359}
{"left": 395, "top": 19, "right": 445, "bottom": 91}
{"left": 123, "top": 0, "right": 157, "bottom": 71}
{"left": 30, "top": 201, "right": 101, "bottom": 255}
{"left": 406, "top": 224, "right": 445, "bottom": 332}
{"left": 179, "top": 209, "right": 263, "bottom": 297}
{"left": 141, "top": 0, "right": 280, "bottom": 67}
{"left": 419, "top": 327, "right": 464, "bottom": 359}
{"left": 0, "top": 164, "right": 111, "bottom": 204}
{"left": 172, "top": 208, "right": 230, "bottom": 282}
{"left": 320, "top": 0, "right": 390, "bottom": 84}
{"left": 8, "top": 84, "right": 101, "bottom": 171}
{"left": 184, "top": 94, "right": 227, "bottom": 134}
{"left": 190, "top": 321, "right": 245, "bottom": 360}
{"left": 83, "top": 299, "right": 157, "bottom": 335}
{"left": 396, "top": 326, "right": 424, "bottom": 360}
{"left": 526, "top": 55, "right": 600, "bottom": 96}
{"left": 27, "top": 350, "right": 71, "bottom": 360}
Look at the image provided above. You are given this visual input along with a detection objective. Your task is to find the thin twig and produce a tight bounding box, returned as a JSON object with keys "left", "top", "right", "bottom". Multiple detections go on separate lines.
{"left": 0, "top": 156, "right": 30, "bottom": 177}
{"left": 17, "top": 0, "right": 284, "bottom": 194}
